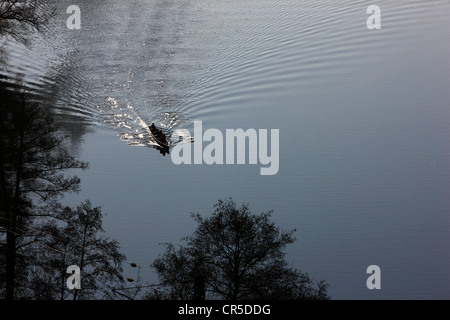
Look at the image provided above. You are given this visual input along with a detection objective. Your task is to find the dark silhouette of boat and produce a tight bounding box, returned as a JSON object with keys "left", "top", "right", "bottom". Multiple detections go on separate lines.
{"left": 149, "top": 123, "right": 170, "bottom": 156}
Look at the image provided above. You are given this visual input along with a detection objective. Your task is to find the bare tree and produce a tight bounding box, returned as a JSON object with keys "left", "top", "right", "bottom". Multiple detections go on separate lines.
{"left": 0, "top": 0, "right": 54, "bottom": 46}
{"left": 28, "top": 201, "right": 126, "bottom": 300}
{"left": 151, "top": 198, "right": 330, "bottom": 300}
{"left": 0, "top": 82, "right": 87, "bottom": 299}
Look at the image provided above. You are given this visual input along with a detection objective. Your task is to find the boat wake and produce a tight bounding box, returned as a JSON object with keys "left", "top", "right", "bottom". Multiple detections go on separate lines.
{"left": 96, "top": 96, "right": 192, "bottom": 154}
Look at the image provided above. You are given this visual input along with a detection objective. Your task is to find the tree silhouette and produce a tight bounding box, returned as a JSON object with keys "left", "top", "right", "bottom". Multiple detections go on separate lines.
{"left": 0, "top": 82, "right": 87, "bottom": 299}
{"left": 28, "top": 201, "right": 126, "bottom": 300}
{"left": 0, "top": 0, "right": 54, "bottom": 46}
{"left": 151, "top": 198, "right": 330, "bottom": 300}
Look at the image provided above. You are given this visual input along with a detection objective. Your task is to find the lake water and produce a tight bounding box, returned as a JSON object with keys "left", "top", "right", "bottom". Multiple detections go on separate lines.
{"left": 2, "top": 0, "right": 449, "bottom": 299}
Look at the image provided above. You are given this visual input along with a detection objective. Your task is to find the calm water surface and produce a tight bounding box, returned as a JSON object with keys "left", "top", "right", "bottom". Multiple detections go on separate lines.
{"left": 3, "top": 0, "right": 449, "bottom": 299}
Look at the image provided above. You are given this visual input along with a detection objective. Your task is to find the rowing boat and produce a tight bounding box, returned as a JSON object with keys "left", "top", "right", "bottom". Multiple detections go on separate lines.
{"left": 149, "top": 123, "right": 170, "bottom": 148}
